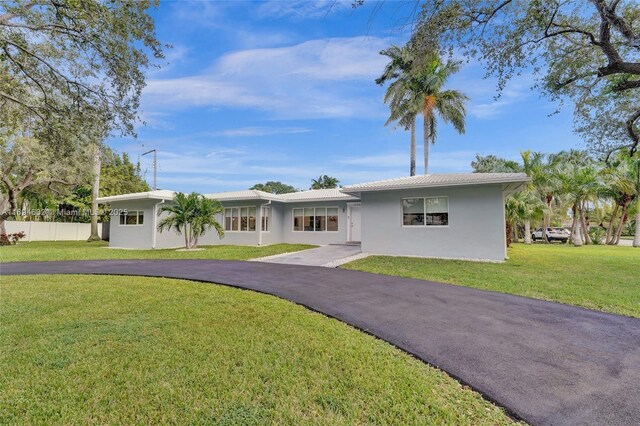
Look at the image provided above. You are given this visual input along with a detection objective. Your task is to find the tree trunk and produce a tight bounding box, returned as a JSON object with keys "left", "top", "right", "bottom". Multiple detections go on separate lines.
{"left": 0, "top": 187, "right": 19, "bottom": 236}
{"left": 580, "top": 203, "right": 591, "bottom": 245}
{"left": 184, "top": 225, "right": 189, "bottom": 249}
{"left": 87, "top": 143, "right": 102, "bottom": 242}
{"left": 571, "top": 209, "right": 582, "bottom": 246}
{"left": 610, "top": 203, "right": 629, "bottom": 245}
{"left": 524, "top": 218, "right": 531, "bottom": 245}
{"left": 613, "top": 211, "right": 628, "bottom": 245}
{"left": 513, "top": 225, "right": 519, "bottom": 243}
{"left": 505, "top": 221, "right": 513, "bottom": 248}
{"left": 605, "top": 202, "right": 620, "bottom": 244}
{"left": 633, "top": 198, "right": 640, "bottom": 248}
{"left": 410, "top": 119, "right": 416, "bottom": 176}
{"left": 542, "top": 196, "right": 552, "bottom": 243}
{"left": 423, "top": 113, "right": 429, "bottom": 175}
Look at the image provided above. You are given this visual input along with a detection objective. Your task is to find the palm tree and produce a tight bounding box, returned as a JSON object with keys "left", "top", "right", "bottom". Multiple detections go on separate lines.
{"left": 523, "top": 151, "right": 561, "bottom": 243}
{"left": 557, "top": 163, "right": 602, "bottom": 246}
{"left": 600, "top": 154, "right": 637, "bottom": 245}
{"left": 157, "top": 192, "right": 224, "bottom": 249}
{"left": 310, "top": 175, "right": 340, "bottom": 190}
{"left": 376, "top": 45, "right": 418, "bottom": 176}
{"left": 411, "top": 54, "right": 468, "bottom": 174}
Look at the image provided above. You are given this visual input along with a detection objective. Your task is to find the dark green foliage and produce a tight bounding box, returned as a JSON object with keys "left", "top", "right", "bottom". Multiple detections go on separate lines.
{"left": 250, "top": 181, "right": 297, "bottom": 194}
{"left": 158, "top": 192, "right": 224, "bottom": 249}
{"left": 310, "top": 175, "right": 340, "bottom": 189}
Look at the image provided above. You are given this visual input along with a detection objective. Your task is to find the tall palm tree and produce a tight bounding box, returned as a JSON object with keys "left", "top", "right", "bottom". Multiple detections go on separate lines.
{"left": 411, "top": 54, "right": 468, "bottom": 174}
{"left": 376, "top": 45, "right": 418, "bottom": 176}
{"left": 157, "top": 192, "right": 224, "bottom": 249}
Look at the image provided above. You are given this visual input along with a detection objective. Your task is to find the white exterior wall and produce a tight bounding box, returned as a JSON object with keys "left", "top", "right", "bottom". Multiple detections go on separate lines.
{"left": 360, "top": 184, "right": 507, "bottom": 261}
{"left": 108, "top": 200, "right": 157, "bottom": 249}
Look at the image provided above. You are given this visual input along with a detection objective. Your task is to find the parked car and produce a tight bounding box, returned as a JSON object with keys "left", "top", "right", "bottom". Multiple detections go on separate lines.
{"left": 531, "top": 227, "right": 570, "bottom": 242}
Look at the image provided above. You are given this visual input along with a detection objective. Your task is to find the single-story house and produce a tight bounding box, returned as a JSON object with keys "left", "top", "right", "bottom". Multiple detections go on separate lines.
{"left": 97, "top": 173, "right": 529, "bottom": 261}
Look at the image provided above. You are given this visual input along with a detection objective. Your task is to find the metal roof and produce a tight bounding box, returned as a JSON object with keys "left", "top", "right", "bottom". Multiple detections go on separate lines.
{"left": 280, "top": 188, "right": 359, "bottom": 202}
{"left": 342, "top": 173, "right": 530, "bottom": 193}
{"left": 96, "top": 190, "right": 176, "bottom": 203}
{"left": 204, "top": 190, "right": 282, "bottom": 201}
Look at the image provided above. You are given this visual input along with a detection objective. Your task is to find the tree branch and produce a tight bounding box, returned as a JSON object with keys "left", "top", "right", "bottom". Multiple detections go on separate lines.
{"left": 0, "top": 2, "right": 38, "bottom": 24}
{"left": 625, "top": 107, "right": 640, "bottom": 155}
{"left": 0, "top": 91, "right": 45, "bottom": 120}
{"left": 592, "top": 0, "right": 640, "bottom": 49}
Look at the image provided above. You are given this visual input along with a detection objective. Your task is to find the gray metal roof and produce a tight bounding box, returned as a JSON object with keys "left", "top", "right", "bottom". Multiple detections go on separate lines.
{"left": 342, "top": 173, "right": 530, "bottom": 193}
{"left": 204, "top": 190, "right": 281, "bottom": 201}
{"left": 281, "top": 188, "right": 358, "bottom": 202}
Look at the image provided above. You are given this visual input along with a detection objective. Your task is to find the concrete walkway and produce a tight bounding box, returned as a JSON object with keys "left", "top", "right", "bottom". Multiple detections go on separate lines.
{"left": 253, "top": 244, "right": 366, "bottom": 267}
{"left": 2, "top": 260, "right": 639, "bottom": 426}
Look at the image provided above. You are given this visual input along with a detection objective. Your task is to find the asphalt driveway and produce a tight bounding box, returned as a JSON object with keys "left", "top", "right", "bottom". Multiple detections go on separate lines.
{"left": 2, "top": 259, "right": 638, "bottom": 425}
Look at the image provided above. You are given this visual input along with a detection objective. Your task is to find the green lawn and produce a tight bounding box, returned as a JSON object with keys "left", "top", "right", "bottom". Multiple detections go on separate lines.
{"left": 0, "top": 241, "right": 314, "bottom": 262}
{"left": 0, "top": 275, "right": 514, "bottom": 425}
{"left": 342, "top": 244, "right": 640, "bottom": 318}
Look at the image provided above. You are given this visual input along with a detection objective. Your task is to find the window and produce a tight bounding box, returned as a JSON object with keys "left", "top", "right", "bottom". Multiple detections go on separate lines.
{"left": 293, "top": 209, "right": 304, "bottom": 231}
{"left": 119, "top": 210, "right": 144, "bottom": 226}
{"left": 402, "top": 197, "right": 448, "bottom": 226}
{"left": 261, "top": 206, "right": 271, "bottom": 232}
{"left": 327, "top": 207, "right": 339, "bottom": 231}
{"left": 292, "top": 207, "right": 339, "bottom": 232}
{"left": 224, "top": 207, "right": 256, "bottom": 232}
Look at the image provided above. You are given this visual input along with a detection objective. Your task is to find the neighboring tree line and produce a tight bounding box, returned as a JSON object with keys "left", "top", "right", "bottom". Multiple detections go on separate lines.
{"left": 472, "top": 150, "right": 640, "bottom": 248}
{"left": 250, "top": 175, "right": 341, "bottom": 193}
{"left": 0, "top": 0, "right": 163, "bottom": 238}
{"left": 6, "top": 149, "right": 149, "bottom": 223}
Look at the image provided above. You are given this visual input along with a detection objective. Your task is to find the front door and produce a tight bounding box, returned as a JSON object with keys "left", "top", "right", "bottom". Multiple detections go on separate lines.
{"left": 349, "top": 205, "right": 361, "bottom": 242}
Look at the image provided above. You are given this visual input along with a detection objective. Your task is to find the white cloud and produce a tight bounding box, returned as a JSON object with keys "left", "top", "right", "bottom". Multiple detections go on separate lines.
{"left": 255, "top": 0, "right": 352, "bottom": 20}
{"left": 207, "top": 127, "right": 312, "bottom": 137}
{"left": 142, "top": 36, "right": 392, "bottom": 120}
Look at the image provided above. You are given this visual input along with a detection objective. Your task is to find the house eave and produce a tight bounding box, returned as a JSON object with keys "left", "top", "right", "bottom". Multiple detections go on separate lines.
{"left": 341, "top": 177, "right": 531, "bottom": 196}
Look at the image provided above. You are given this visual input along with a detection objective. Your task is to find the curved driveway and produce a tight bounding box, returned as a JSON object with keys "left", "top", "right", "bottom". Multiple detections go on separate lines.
{"left": 2, "top": 259, "right": 639, "bottom": 425}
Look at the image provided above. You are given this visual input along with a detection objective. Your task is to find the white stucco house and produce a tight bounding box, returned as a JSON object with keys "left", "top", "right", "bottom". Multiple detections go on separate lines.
{"left": 97, "top": 173, "right": 529, "bottom": 261}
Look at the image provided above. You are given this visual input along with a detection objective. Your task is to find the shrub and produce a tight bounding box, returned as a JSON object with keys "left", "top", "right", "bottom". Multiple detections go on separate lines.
{"left": 0, "top": 232, "right": 26, "bottom": 246}
{"left": 588, "top": 227, "right": 605, "bottom": 245}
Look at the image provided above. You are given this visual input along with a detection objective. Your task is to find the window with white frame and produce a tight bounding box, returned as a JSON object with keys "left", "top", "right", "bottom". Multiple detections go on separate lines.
{"left": 293, "top": 207, "right": 339, "bottom": 232}
{"left": 119, "top": 210, "right": 144, "bottom": 226}
{"left": 402, "top": 197, "right": 448, "bottom": 226}
{"left": 224, "top": 207, "right": 256, "bottom": 231}
{"left": 261, "top": 206, "right": 271, "bottom": 232}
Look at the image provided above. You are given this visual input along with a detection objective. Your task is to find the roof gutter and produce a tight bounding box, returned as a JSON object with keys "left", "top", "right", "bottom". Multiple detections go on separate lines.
{"left": 341, "top": 178, "right": 531, "bottom": 195}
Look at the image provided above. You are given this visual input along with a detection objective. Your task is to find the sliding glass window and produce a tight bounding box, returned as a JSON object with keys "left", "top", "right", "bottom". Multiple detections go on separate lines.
{"left": 292, "top": 207, "right": 338, "bottom": 232}
{"left": 224, "top": 207, "right": 256, "bottom": 232}
{"left": 402, "top": 197, "right": 449, "bottom": 227}
{"left": 261, "top": 206, "right": 271, "bottom": 232}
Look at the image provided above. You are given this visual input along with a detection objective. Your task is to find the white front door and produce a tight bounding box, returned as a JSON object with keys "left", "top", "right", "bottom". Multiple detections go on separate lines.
{"left": 349, "top": 205, "right": 361, "bottom": 242}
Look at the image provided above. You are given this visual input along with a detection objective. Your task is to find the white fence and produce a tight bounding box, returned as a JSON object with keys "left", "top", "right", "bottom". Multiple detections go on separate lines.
{"left": 4, "top": 221, "right": 104, "bottom": 241}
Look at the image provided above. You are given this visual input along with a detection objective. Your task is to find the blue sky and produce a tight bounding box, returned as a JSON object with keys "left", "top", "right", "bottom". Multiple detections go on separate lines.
{"left": 111, "top": 0, "right": 583, "bottom": 193}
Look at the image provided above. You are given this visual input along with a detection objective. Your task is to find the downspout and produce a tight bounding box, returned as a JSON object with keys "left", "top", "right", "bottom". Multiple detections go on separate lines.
{"left": 258, "top": 200, "right": 271, "bottom": 246}
{"left": 152, "top": 200, "right": 165, "bottom": 249}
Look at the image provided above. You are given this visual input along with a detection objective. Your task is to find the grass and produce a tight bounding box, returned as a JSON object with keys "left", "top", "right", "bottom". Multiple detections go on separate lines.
{"left": 342, "top": 244, "right": 640, "bottom": 318}
{"left": 0, "top": 241, "right": 314, "bottom": 262}
{"left": 0, "top": 275, "right": 514, "bottom": 425}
